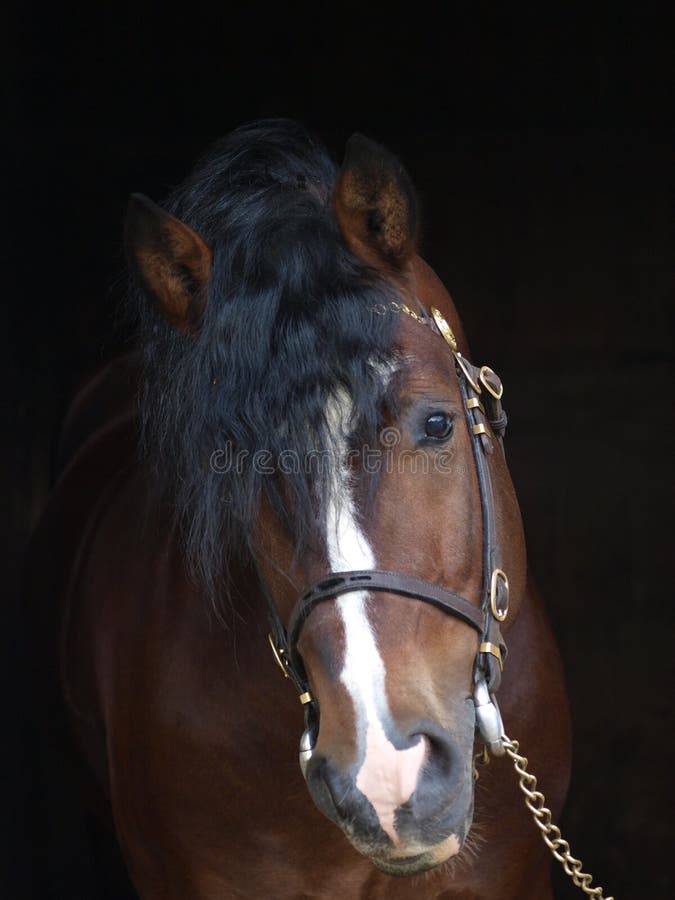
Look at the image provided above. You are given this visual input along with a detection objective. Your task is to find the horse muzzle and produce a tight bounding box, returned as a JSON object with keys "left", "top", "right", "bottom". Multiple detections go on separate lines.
{"left": 302, "top": 717, "right": 475, "bottom": 874}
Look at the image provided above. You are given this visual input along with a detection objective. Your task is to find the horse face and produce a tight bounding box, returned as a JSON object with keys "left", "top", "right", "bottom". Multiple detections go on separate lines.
{"left": 255, "top": 136, "right": 527, "bottom": 874}
{"left": 125, "top": 128, "right": 526, "bottom": 876}
{"left": 289, "top": 305, "right": 526, "bottom": 874}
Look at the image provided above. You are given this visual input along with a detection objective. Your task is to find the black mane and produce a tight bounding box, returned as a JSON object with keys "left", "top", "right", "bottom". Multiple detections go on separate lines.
{"left": 134, "top": 120, "right": 400, "bottom": 604}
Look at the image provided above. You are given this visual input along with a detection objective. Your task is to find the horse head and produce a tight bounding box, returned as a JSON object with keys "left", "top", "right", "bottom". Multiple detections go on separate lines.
{"left": 125, "top": 122, "right": 526, "bottom": 876}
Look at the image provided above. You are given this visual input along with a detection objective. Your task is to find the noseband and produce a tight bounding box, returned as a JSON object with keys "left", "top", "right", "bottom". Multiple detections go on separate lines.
{"left": 268, "top": 302, "right": 511, "bottom": 764}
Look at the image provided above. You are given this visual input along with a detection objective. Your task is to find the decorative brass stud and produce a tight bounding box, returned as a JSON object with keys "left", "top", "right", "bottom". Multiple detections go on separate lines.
{"left": 430, "top": 307, "right": 458, "bottom": 351}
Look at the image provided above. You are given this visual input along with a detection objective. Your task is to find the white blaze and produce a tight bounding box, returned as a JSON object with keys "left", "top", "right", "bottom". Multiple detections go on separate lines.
{"left": 324, "top": 392, "right": 426, "bottom": 844}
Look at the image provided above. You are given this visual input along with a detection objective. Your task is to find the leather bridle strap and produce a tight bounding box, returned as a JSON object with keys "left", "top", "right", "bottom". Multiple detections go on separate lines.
{"left": 287, "top": 570, "right": 485, "bottom": 675}
{"left": 457, "top": 360, "right": 507, "bottom": 693}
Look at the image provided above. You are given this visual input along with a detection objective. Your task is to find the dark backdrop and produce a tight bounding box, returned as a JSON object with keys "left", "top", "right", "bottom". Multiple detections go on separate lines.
{"left": 4, "top": 5, "right": 673, "bottom": 899}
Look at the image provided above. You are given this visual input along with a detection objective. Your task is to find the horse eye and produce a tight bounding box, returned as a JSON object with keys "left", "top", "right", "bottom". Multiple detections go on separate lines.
{"left": 425, "top": 413, "right": 454, "bottom": 440}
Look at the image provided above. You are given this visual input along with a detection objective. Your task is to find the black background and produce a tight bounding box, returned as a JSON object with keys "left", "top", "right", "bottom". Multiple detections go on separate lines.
{"left": 4, "top": 5, "right": 673, "bottom": 899}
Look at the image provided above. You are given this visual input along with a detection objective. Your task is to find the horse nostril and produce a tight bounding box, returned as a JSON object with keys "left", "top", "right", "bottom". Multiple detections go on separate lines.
{"left": 403, "top": 730, "right": 470, "bottom": 818}
{"left": 306, "top": 755, "right": 349, "bottom": 816}
{"left": 306, "top": 756, "right": 386, "bottom": 840}
{"left": 420, "top": 732, "right": 453, "bottom": 775}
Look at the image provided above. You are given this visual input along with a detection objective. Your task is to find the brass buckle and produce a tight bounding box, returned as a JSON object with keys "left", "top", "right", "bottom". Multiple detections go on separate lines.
{"left": 489, "top": 569, "right": 509, "bottom": 621}
{"left": 268, "top": 633, "right": 290, "bottom": 678}
{"left": 479, "top": 365, "right": 504, "bottom": 400}
{"left": 430, "top": 307, "right": 458, "bottom": 351}
{"left": 454, "top": 352, "right": 482, "bottom": 393}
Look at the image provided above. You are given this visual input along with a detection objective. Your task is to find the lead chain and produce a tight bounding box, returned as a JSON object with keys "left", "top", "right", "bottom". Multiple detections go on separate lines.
{"left": 502, "top": 735, "right": 614, "bottom": 899}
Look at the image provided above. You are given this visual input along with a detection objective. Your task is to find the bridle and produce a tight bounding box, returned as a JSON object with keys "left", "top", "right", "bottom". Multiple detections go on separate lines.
{"left": 264, "top": 303, "right": 616, "bottom": 899}
{"left": 267, "top": 300, "right": 512, "bottom": 769}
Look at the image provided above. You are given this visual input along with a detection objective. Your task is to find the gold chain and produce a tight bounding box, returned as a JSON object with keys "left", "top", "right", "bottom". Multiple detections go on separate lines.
{"left": 370, "top": 300, "right": 429, "bottom": 326}
{"left": 502, "top": 736, "right": 614, "bottom": 899}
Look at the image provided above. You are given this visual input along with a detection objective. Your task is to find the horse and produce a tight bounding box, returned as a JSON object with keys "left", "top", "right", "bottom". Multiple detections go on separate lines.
{"left": 27, "top": 119, "right": 573, "bottom": 899}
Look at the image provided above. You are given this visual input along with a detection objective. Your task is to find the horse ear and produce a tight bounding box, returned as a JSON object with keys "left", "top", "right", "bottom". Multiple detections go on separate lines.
{"left": 334, "top": 134, "right": 419, "bottom": 270}
{"left": 125, "top": 193, "right": 213, "bottom": 332}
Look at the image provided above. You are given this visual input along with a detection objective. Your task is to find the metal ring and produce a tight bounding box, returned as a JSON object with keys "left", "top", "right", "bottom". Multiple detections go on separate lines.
{"left": 479, "top": 365, "right": 504, "bottom": 400}
{"left": 489, "top": 569, "right": 509, "bottom": 621}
